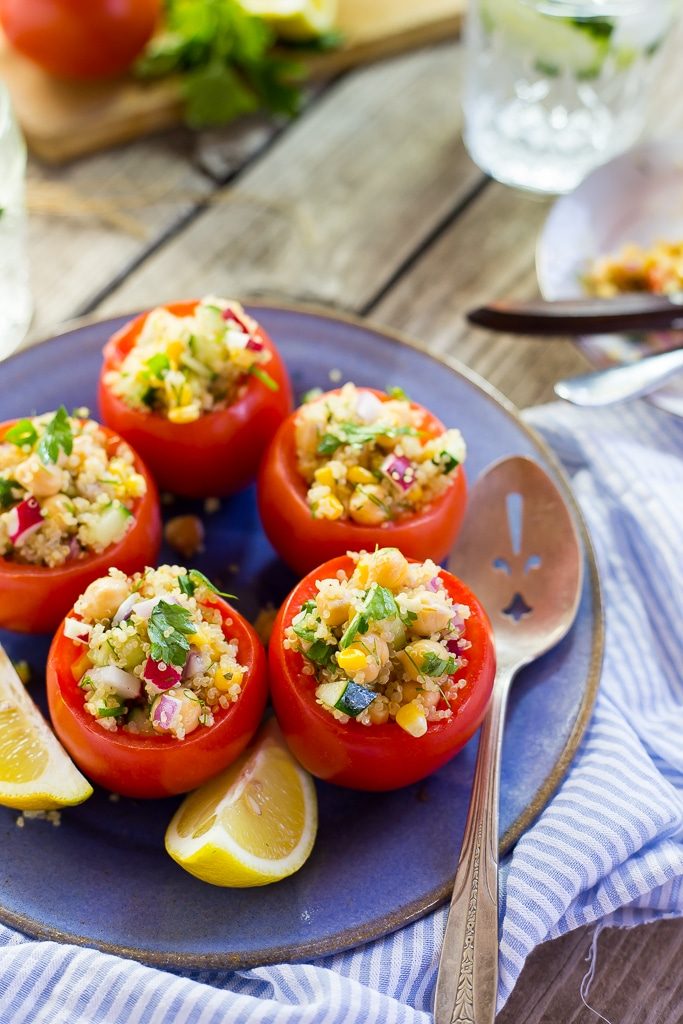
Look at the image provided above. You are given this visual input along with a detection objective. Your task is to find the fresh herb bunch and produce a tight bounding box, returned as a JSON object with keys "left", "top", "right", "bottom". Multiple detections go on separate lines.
{"left": 135, "top": 0, "right": 305, "bottom": 128}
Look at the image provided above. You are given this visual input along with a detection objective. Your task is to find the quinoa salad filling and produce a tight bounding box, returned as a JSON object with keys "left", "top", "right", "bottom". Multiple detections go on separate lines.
{"left": 0, "top": 409, "right": 146, "bottom": 568}
{"left": 584, "top": 239, "right": 683, "bottom": 297}
{"left": 105, "top": 297, "right": 277, "bottom": 424}
{"left": 67, "top": 566, "right": 246, "bottom": 740}
{"left": 285, "top": 547, "right": 472, "bottom": 738}
{"left": 294, "top": 383, "right": 466, "bottom": 523}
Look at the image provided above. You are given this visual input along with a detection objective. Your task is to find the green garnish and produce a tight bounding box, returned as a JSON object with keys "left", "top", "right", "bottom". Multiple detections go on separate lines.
{"left": 420, "top": 652, "right": 457, "bottom": 677}
{"left": 141, "top": 386, "right": 159, "bottom": 407}
{"left": 5, "top": 419, "right": 38, "bottom": 449}
{"left": 97, "top": 705, "right": 127, "bottom": 718}
{"left": 135, "top": 0, "right": 305, "bottom": 129}
{"left": 300, "top": 387, "right": 323, "bottom": 403}
{"left": 433, "top": 451, "right": 459, "bottom": 474}
{"left": 249, "top": 365, "right": 279, "bottom": 391}
{"left": 178, "top": 569, "right": 236, "bottom": 599}
{"left": 0, "top": 478, "right": 22, "bottom": 510}
{"left": 144, "top": 353, "right": 171, "bottom": 379}
{"left": 387, "top": 386, "right": 409, "bottom": 401}
{"left": 148, "top": 600, "right": 196, "bottom": 667}
{"left": 340, "top": 584, "right": 398, "bottom": 649}
{"left": 37, "top": 407, "right": 73, "bottom": 465}
{"left": 306, "top": 639, "right": 336, "bottom": 666}
{"left": 317, "top": 422, "right": 415, "bottom": 456}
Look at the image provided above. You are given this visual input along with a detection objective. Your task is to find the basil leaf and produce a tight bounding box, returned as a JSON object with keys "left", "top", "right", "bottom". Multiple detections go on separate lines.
{"left": 148, "top": 600, "right": 195, "bottom": 667}
{"left": 5, "top": 419, "right": 38, "bottom": 449}
{"left": 37, "top": 407, "right": 73, "bottom": 464}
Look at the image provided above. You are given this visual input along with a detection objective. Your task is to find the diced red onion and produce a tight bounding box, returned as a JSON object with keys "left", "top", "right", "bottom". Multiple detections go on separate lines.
{"left": 64, "top": 617, "right": 92, "bottom": 644}
{"left": 86, "top": 666, "right": 141, "bottom": 700}
{"left": 427, "top": 577, "right": 441, "bottom": 592}
{"left": 355, "top": 390, "right": 383, "bottom": 423}
{"left": 112, "top": 592, "right": 138, "bottom": 626}
{"left": 143, "top": 657, "right": 184, "bottom": 691}
{"left": 446, "top": 638, "right": 461, "bottom": 654}
{"left": 246, "top": 336, "right": 264, "bottom": 352}
{"left": 7, "top": 496, "right": 43, "bottom": 546}
{"left": 222, "top": 306, "right": 252, "bottom": 335}
{"left": 182, "top": 647, "right": 209, "bottom": 681}
{"left": 151, "top": 693, "right": 182, "bottom": 732}
{"left": 130, "top": 595, "right": 168, "bottom": 621}
{"left": 67, "top": 537, "right": 82, "bottom": 561}
{"left": 381, "top": 454, "right": 415, "bottom": 492}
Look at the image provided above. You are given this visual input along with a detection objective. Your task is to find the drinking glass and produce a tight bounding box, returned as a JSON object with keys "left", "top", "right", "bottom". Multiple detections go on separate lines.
{"left": 0, "top": 82, "right": 32, "bottom": 358}
{"left": 462, "top": 0, "right": 677, "bottom": 194}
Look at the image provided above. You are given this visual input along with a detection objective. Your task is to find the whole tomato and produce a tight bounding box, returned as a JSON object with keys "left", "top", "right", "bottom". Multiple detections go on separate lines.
{"left": 46, "top": 594, "right": 268, "bottom": 798}
{"left": 0, "top": 0, "right": 160, "bottom": 80}
{"left": 258, "top": 388, "right": 468, "bottom": 576}
{"left": 269, "top": 555, "right": 496, "bottom": 790}
{"left": 0, "top": 421, "right": 161, "bottom": 634}
{"left": 99, "top": 300, "right": 293, "bottom": 499}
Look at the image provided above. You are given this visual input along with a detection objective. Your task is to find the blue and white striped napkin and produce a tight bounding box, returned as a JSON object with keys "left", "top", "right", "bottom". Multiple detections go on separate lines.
{"left": 2, "top": 399, "right": 682, "bottom": 1024}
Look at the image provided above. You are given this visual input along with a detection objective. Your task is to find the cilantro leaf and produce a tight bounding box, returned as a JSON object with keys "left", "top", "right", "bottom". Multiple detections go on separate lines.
{"left": 340, "top": 584, "right": 398, "bottom": 649}
{"left": 433, "top": 451, "right": 459, "bottom": 474}
{"left": 317, "top": 422, "right": 415, "bottom": 456}
{"left": 148, "top": 600, "right": 196, "bottom": 667}
{"left": 178, "top": 570, "right": 236, "bottom": 600}
{"left": 144, "top": 353, "right": 171, "bottom": 379}
{"left": 306, "top": 639, "right": 336, "bottom": 666}
{"left": 420, "top": 652, "right": 457, "bottom": 677}
{"left": 37, "top": 407, "right": 73, "bottom": 464}
{"left": 0, "top": 478, "right": 22, "bottom": 510}
{"left": 5, "top": 419, "right": 38, "bottom": 449}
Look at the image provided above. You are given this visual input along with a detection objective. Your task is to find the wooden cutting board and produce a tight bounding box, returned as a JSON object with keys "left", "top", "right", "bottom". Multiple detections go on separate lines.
{"left": 0, "top": 0, "right": 464, "bottom": 164}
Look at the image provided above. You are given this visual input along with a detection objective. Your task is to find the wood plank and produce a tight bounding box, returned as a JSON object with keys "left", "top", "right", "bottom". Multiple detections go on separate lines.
{"left": 0, "top": 0, "right": 463, "bottom": 164}
{"left": 497, "top": 921, "right": 683, "bottom": 1023}
{"left": 92, "top": 45, "right": 482, "bottom": 320}
{"left": 371, "top": 182, "right": 593, "bottom": 409}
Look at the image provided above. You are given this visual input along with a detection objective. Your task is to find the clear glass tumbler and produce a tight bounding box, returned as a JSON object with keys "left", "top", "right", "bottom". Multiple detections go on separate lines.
{"left": 463, "top": 0, "right": 677, "bottom": 194}
{"left": 0, "top": 82, "right": 32, "bottom": 358}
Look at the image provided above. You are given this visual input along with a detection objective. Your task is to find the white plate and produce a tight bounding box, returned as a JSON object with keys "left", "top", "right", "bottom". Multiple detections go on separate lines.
{"left": 536, "top": 138, "right": 683, "bottom": 417}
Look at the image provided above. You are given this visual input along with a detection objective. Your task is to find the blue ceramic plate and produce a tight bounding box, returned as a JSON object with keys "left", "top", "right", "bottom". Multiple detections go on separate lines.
{"left": 0, "top": 303, "right": 602, "bottom": 968}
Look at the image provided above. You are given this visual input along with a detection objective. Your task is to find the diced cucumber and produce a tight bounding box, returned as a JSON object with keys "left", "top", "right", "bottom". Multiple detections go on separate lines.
{"left": 83, "top": 503, "right": 132, "bottom": 550}
{"left": 482, "top": 0, "right": 613, "bottom": 76}
{"left": 316, "top": 680, "right": 348, "bottom": 709}
{"left": 316, "top": 680, "right": 377, "bottom": 717}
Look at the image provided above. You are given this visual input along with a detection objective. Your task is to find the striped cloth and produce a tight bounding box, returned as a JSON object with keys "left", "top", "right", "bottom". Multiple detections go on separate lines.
{"left": 2, "top": 399, "right": 682, "bottom": 1024}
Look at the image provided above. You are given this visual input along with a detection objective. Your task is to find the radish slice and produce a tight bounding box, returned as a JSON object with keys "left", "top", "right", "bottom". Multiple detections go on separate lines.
{"left": 86, "top": 666, "right": 141, "bottom": 700}
{"left": 64, "top": 617, "right": 92, "bottom": 645}
{"left": 143, "top": 657, "right": 184, "bottom": 691}
{"left": 7, "top": 496, "right": 43, "bottom": 546}
{"left": 112, "top": 593, "right": 137, "bottom": 626}
{"left": 151, "top": 693, "right": 182, "bottom": 732}
{"left": 381, "top": 454, "right": 416, "bottom": 492}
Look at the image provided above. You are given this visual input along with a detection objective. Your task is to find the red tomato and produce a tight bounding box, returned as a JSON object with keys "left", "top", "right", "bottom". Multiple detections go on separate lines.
{"left": 269, "top": 555, "right": 496, "bottom": 790}
{"left": 46, "top": 595, "right": 268, "bottom": 798}
{"left": 257, "top": 389, "right": 467, "bottom": 575}
{"left": 98, "top": 300, "right": 293, "bottom": 499}
{"left": 0, "top": 421, "right": 161, "bottom": 634}
{"left": 0, "top": 0, "right": 160, "bottom": 80}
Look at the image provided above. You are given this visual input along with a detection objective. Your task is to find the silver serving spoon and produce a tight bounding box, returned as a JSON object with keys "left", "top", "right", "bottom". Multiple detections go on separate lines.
{"left": 434, "top": 455, "right": 583, "bottom": 1024}
{"left": 554, "top": 347, "right": 683, "bottom": 406}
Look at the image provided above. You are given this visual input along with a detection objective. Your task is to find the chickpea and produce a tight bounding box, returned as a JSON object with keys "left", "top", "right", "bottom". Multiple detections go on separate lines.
{"left": 41, "top": 494, "right": 76, "bottom": 531}
{"left": 348, "top": 485, "right": 389, "bottom": 525}
{"left": 316, "top": 578, "right": 350, "bottom": 627}
{"left": 402, "top": 593, "right": 453, "bottom": 636}
{"left": 295, "top": 405, "right": 326, "bottom": 456}
{"left": 179, "top": 691, "right": 202, "bottom": 735}
{"left": 76, "top": 575, "right": 131, "bottom": 622}
{"left": 366, "top": 547, "right": 409, "bottom": 590}
{"left": 355, "top": 633, "right": 389, "bottom": 684}
{"left": 368, "top": 697, "right": 390, "bottom": 725}
{"left": 398, "top": 638, "right": 451, "bottom": 680}
{"left": 14, "top": 455, "right": 64, "bottom": 497}
{"left": 164, "top": 514, "right": 205, "bottom": 559}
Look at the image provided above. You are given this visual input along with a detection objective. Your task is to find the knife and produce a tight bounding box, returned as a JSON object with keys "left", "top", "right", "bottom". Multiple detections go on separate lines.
{"left": 467, "top": 293, "right": 683, "bottom": 336}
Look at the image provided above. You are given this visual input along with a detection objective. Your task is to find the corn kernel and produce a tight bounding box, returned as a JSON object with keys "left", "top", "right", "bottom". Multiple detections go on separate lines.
{"left": 167, "top": 341, "right": 184, "bottom": 365}
{"left": 187, "top": 632, "right": 208, "bottom": 648}
{"left": 336, "top": 647, "right": 368, "bottom": 674}
{"left": 353, "top": 560, "right": 369, "bottom": 586}
{"left": 125, "top": 473, "right": 147, "bottom": 498}
{"left": 214, "top": 668, "right": 243, "bottom": 692}
{"left": 317, "top": 495, "right": 344, "bottom": 521}
{"left": 71, "top": 650, "right": 93, "bottom": 681}
{"left": 409, "top": 484, "right": 423, "bottom": 502}
{"left": 348, "top": 466, "right": 375, "bottom": 485}
{"left": 168, "top": 405, "right": 200, "bottom": 424}
{"left": 395, "top": 701, "right": 428, "bottom": 738}
{"left": 314, "top": 465, "right": 336, "bottom": 488}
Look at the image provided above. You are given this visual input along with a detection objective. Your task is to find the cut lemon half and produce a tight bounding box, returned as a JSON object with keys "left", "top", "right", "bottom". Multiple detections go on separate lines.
{"left": 239, "top": 0, "right": 336, "bottom": 41}
{"left": 0, "top": 646, "right": 93, "bottom": 810}
{"left": 165, "top": 720, "right": 317, "bottom": 887}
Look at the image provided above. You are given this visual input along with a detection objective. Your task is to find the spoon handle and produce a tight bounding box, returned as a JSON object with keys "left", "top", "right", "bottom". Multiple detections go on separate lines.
{"left": 554, "top": 347, "right": 683, "bottom": 406}
{"left": 433, "top": 670, "right": 513, "bottom": 1024}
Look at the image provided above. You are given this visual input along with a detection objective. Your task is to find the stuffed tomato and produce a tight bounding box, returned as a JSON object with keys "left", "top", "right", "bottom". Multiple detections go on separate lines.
{"left": 46, "top": 565, "right": 268, "bottom": 798}
{"left": 99, "top": 297, "right": 293, "bottom": 498}
{"left": 0, "top": 409, "right": 161, "bottom": 633}
{"left": 258, "top": 383, "right": 467, "bottom": 575}
{"left": 269, "top": 547, "right": 495, "bottom": 790}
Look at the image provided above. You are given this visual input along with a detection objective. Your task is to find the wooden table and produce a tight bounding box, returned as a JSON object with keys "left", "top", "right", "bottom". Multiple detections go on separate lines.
{"left": 19, "top": 37, "right": 683, "bottom": 1023}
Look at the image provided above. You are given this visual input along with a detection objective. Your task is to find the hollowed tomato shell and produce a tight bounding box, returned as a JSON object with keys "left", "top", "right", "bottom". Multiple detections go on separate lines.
{"left": 46, "top": 596, "right": 268, "bottom": 798}
{"left": 257, "top": 389, "right": 467, "bottom": 575}
{"left": 98, "top": 300, "right": 293, "bottom": 498}
{"left": 268, "top": 555, "right": 496, "bottom": 791}
{"left": 0, "top": 421, "right": 161, "bottom": 634}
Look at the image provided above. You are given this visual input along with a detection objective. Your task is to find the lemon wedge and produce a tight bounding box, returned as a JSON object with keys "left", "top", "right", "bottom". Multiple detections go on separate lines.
{"left": 165, "top": 720, "right": 317, "bottom": 887}
{"left": 0, "top": 646, "right": 93, "bottom": 811}
{"left": 239, "top": 0, "right": 337, "bottom": 41}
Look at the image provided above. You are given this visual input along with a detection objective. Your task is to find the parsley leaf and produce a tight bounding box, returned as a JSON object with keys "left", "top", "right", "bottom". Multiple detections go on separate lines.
{"left": 178, "top": 569, "right": 236, "bottom": 599}
{"left": 144, "top": 353, "right": 171, "bottom": 378}
{"left": 0, "top": 478, "right": 22, "bottom": 510}
{"left": 306, "top": 639, "right": 336, "bottom": 666}
{"left": 5, "top": 419, "right": 38, "bottom": 449}
{"left": 37, "top": 407, "right": 73, "bottom": 464}
{"left": 317, "top": 422, "right": 415, "bottom": 456}
{"left": 420, "top": 652, "right": 457, "bottom": 677}
{"left": 148, "top": 600, "right": 196, "bottom": 667}
{"left": 340, "top": 584, "right": 398, "bottom": 649}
